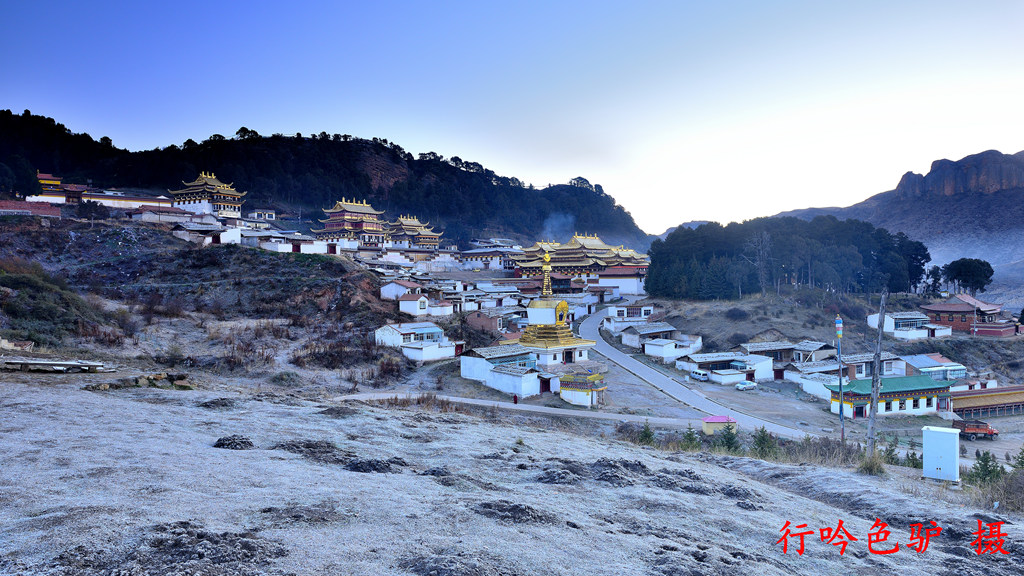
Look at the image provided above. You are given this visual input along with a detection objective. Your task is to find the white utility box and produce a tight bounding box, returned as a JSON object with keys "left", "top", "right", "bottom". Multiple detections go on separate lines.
{"left": 922, "top": 426, "right": 959, "bottom": 482}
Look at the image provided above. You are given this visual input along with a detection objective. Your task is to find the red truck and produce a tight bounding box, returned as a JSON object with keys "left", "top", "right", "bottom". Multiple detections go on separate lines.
{"left": 952, "top": 419, "right": 999, "bottom": 441}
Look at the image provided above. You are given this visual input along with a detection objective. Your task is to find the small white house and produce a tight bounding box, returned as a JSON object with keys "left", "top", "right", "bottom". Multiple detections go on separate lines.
{"left": 398, "top": 294, "right": 429, "bottom": 316}
{"left": 902, "top": 353, "right": 967, "bottom": 381}
{"left": 601, "top": 304, "right": 654, "bottom": 334}
{"left": 486, "top": 365, "right": 541, "bottom": 396}
{"left": 460, "top": 344, "right": 536, "bottom": 383}
{"left": 380, "top": 280, "right": 423, "bottom": 301}
{"left": 620, "top": 322, "right": 679, "bottom": 348}
{"left": 868, "top": 311, "right": 952, "bottom": 341}
{"left": 374, "top": 322, "right": 461, "bottom": 362}
{"left": 643, "top": 335, "right": 703, "bottom": 363}
{"left": 676, "top": 352, "right": 773, "bottom": 383}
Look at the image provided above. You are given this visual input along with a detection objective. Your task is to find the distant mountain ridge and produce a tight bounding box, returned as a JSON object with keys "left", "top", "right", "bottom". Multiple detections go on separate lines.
{"left": 0, "top": 110, "right": 653, "bottom": 250}
{"left": 777, "top": 149, "right": 1024, "bottom": 272}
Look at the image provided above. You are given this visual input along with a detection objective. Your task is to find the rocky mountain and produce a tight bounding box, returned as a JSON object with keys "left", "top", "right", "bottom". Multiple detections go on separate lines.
{"left": 0, "top": 110, "right": 653, "bottom": 250}
{"left": 778, "top": 150, "right": 1024, "bottom": 293}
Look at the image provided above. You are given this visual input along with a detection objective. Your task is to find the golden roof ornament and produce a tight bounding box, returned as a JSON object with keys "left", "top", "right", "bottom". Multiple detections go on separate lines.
{"left": 541, "top": 250, "right": 553, "bottom": 297}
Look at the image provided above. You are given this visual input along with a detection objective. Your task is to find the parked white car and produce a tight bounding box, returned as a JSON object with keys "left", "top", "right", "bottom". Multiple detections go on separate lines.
{"left": 735, "top": 382, "right": 757, "bottom": 391}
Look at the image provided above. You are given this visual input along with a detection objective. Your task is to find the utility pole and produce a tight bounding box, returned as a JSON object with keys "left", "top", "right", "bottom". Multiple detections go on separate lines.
{"left": 866, "top": 289, "right": 888, "bottom": 458}
{"left": 836, "top": 314, "right": 845, "bottom": 443}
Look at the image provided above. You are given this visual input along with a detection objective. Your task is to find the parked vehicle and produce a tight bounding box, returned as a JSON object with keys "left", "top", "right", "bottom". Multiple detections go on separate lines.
{"left": 689, "top": 369, "right": 709, "bottom": 382}
{"left": 952, "top": 419, "right": 999, "bottom": 441}
{"left": 735, "top": 382, "right": 757, "bottom": 391}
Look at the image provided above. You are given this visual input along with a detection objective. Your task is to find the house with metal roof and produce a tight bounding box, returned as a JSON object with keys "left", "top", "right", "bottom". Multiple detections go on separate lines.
{"left": 374, "top": 322, "right": 462, "bottom": 363}
{"left": 825, "top": 375, "right": 952, "bottom": 418}
{"left": 643, "top": 335, "right": 702, "bottom": 363}
{"left": 620, "top": 321, "right": 680, "bottom": 348}
{"left": 676, "top": 351, "right": 773, "bottom": 384}
{"left": 902, "top": 353, "right": 967, "bottom": 381}
{"left": 867, "top": 311, "right": 952, "bottom": 341}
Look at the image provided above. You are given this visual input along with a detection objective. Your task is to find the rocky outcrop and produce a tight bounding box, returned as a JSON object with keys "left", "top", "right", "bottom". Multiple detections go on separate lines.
{"left": 894, "top": 150, "right": 1024, "bottom": 198}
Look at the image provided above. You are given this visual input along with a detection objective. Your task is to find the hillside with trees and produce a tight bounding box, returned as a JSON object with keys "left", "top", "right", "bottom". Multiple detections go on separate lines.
{"left": 645, "top": 216, "right": 930, "bottom": 300}
{"left": 0, "top": 110, "right": 652, "bottom": 249}
{"left": 777, "top": 149, "right": 1024, "bottom": 272}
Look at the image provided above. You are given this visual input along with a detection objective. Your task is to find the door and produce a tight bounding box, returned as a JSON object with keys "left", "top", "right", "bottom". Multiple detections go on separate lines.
{"left": 564, "top": 350, "right": 574, "bottom": 363}
{"left": 746, "top": 372, "right": 755, "bottom": 382}
{"left": 540, "top": 377, "right": 551, "bottom": 394}
{"left": 854, "top": 406, "right": 864, "bottom": 418}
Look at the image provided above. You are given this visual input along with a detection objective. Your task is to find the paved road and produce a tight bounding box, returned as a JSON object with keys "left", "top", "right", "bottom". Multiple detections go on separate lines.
{"left": 334, "top": 392, "right": 704, "bottom": 429}
{"left": 579, "top": 311, "right": 810, "bottom": 439}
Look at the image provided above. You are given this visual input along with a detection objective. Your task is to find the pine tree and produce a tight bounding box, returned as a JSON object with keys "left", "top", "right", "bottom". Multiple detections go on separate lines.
{"left": 882, "top": 436, "right": 899, "bottom": 465}
{"left": 751, "top": 426, "right": 778, "bottom": 459}
{"left": 681, "top": 424, "right": 701, "bottom": 451}
{"left": 1012, "top": 445, "right": 1024, "bottom": 470}
{"left": 638, "top": 420, "right": 655, "bottom": 446}
{"left": 716, "top": 423, "right": 741, "bottom": 453}
{"left": 968, "top": 451, "right": 1004, "bottom": 484}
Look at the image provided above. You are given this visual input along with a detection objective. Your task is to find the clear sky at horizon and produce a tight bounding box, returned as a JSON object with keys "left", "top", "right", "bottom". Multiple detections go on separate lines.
{"left": 3, "top": 1, "right": 1023, "bottom": 234}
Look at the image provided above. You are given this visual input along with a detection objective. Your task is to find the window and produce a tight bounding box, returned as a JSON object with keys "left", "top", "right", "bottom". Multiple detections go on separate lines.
{"left": 402, "top": 334, "right": 412, "bottom": 343}
{"left": 885, "top": 401, "right": 892, "bottom": 411}
{"left": 899, "top": 399, "right": 906, "bottom": 410}
{"left": 617, "top": 310, "right": 625, "bottom": 317}
{"left": 884, "top": 361, "right": 893, "bottom": 373}
{"left": 418, "top": 300, "right": 426, "bottom": 310}
{"left": 926, "top": 397, "right": 933, "bottom": 407}
{"left": 948, "top": 315, "right": 954, "bottom": 322}
{"left": 981, "top": 382, "right": 988, "bottom": 389}
{"left": 912, "top": 398, "right": 919, "bottom": 409}
{"left": 968, "top": 384, "right": 975, "bottom": 390}
{"left": 961, "top": 315, "right": 967, "bottom": 323}
{"left": 643, "top": 309, "right": 652, "bottom": 317}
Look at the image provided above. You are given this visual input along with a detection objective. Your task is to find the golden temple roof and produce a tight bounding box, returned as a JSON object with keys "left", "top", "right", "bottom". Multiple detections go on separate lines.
{"left": 170, "top": 171, "right": 246, "bottom": 197}
{"left": 322, "top": 198, "right": 385, "bottom": 215}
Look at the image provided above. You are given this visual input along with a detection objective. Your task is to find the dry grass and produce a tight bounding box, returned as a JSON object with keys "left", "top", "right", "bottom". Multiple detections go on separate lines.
{"left": 368, "top": 393, "right": 467, "bottom": 414}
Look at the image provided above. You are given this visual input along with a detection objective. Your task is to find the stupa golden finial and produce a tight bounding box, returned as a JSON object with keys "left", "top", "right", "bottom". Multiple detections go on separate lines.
{"left": 541, "top": 250, "right": 553, "bottom": 297}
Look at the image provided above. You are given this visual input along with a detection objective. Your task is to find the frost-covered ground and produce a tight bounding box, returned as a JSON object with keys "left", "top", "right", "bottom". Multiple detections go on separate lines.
{"left": 1, "top": 378, "right": 1022, "bottom": 575}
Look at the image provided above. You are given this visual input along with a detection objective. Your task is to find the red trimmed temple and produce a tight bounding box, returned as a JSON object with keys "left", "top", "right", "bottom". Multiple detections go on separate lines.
{"left": 312, "top": 198, "right": 387, "bottom": 246}
{"left": 920, "top": 293, "right": 1018, "bottom": 337}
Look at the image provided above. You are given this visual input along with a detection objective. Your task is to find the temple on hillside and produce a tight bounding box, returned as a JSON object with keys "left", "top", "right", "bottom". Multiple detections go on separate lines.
{"left": 512, "top": 233, "right": 650, "bottom": 295}
{"left": 387, "top": 215, "right": 442, "bottom": 248}
{"left": 509, "top": 252, "right": 597, "bottom": 367}
{"left": 312, "top": 198, "right": 387, "bottom": 246}
{"left": 169, "top": 172, "right": 246, "bottom": 219}
{"left": 513, "top": 234, "right": 649, "bottom": 277}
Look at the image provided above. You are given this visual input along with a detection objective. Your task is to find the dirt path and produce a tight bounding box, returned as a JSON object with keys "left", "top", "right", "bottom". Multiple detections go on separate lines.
{"left": 333, "top": 392, "right": 706, "bottom": 429}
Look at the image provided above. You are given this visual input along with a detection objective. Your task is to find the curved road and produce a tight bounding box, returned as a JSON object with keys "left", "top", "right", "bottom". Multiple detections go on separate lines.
{"left": 579, "top": 311, "right": 810, "bottom": 439}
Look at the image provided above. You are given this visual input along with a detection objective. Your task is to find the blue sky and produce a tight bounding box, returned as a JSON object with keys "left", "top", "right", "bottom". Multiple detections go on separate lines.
{"left": 3, "top": 1, "right": 1024, "bottom": 234}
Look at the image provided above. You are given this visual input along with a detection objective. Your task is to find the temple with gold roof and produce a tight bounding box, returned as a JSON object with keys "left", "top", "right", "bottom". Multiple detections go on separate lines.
{"left": 169, "top": 172, "right": 247, "bottom": 219}
{"left": 513, "top": 233, "right": 649, "bottom": 277}
{"left": 512, "top": 233, "right": 650, "bottom": 294}
{"left": 312, "top": 198, "right": 387, "bottom": 246}
{"left": 386, "top": 215, "right": 442, "bottom": 249}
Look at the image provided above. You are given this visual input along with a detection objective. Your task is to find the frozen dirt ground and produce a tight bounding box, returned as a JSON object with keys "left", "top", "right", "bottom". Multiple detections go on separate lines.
{"left": 1, "top": 378, "right": 1023, "bottom": 575}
